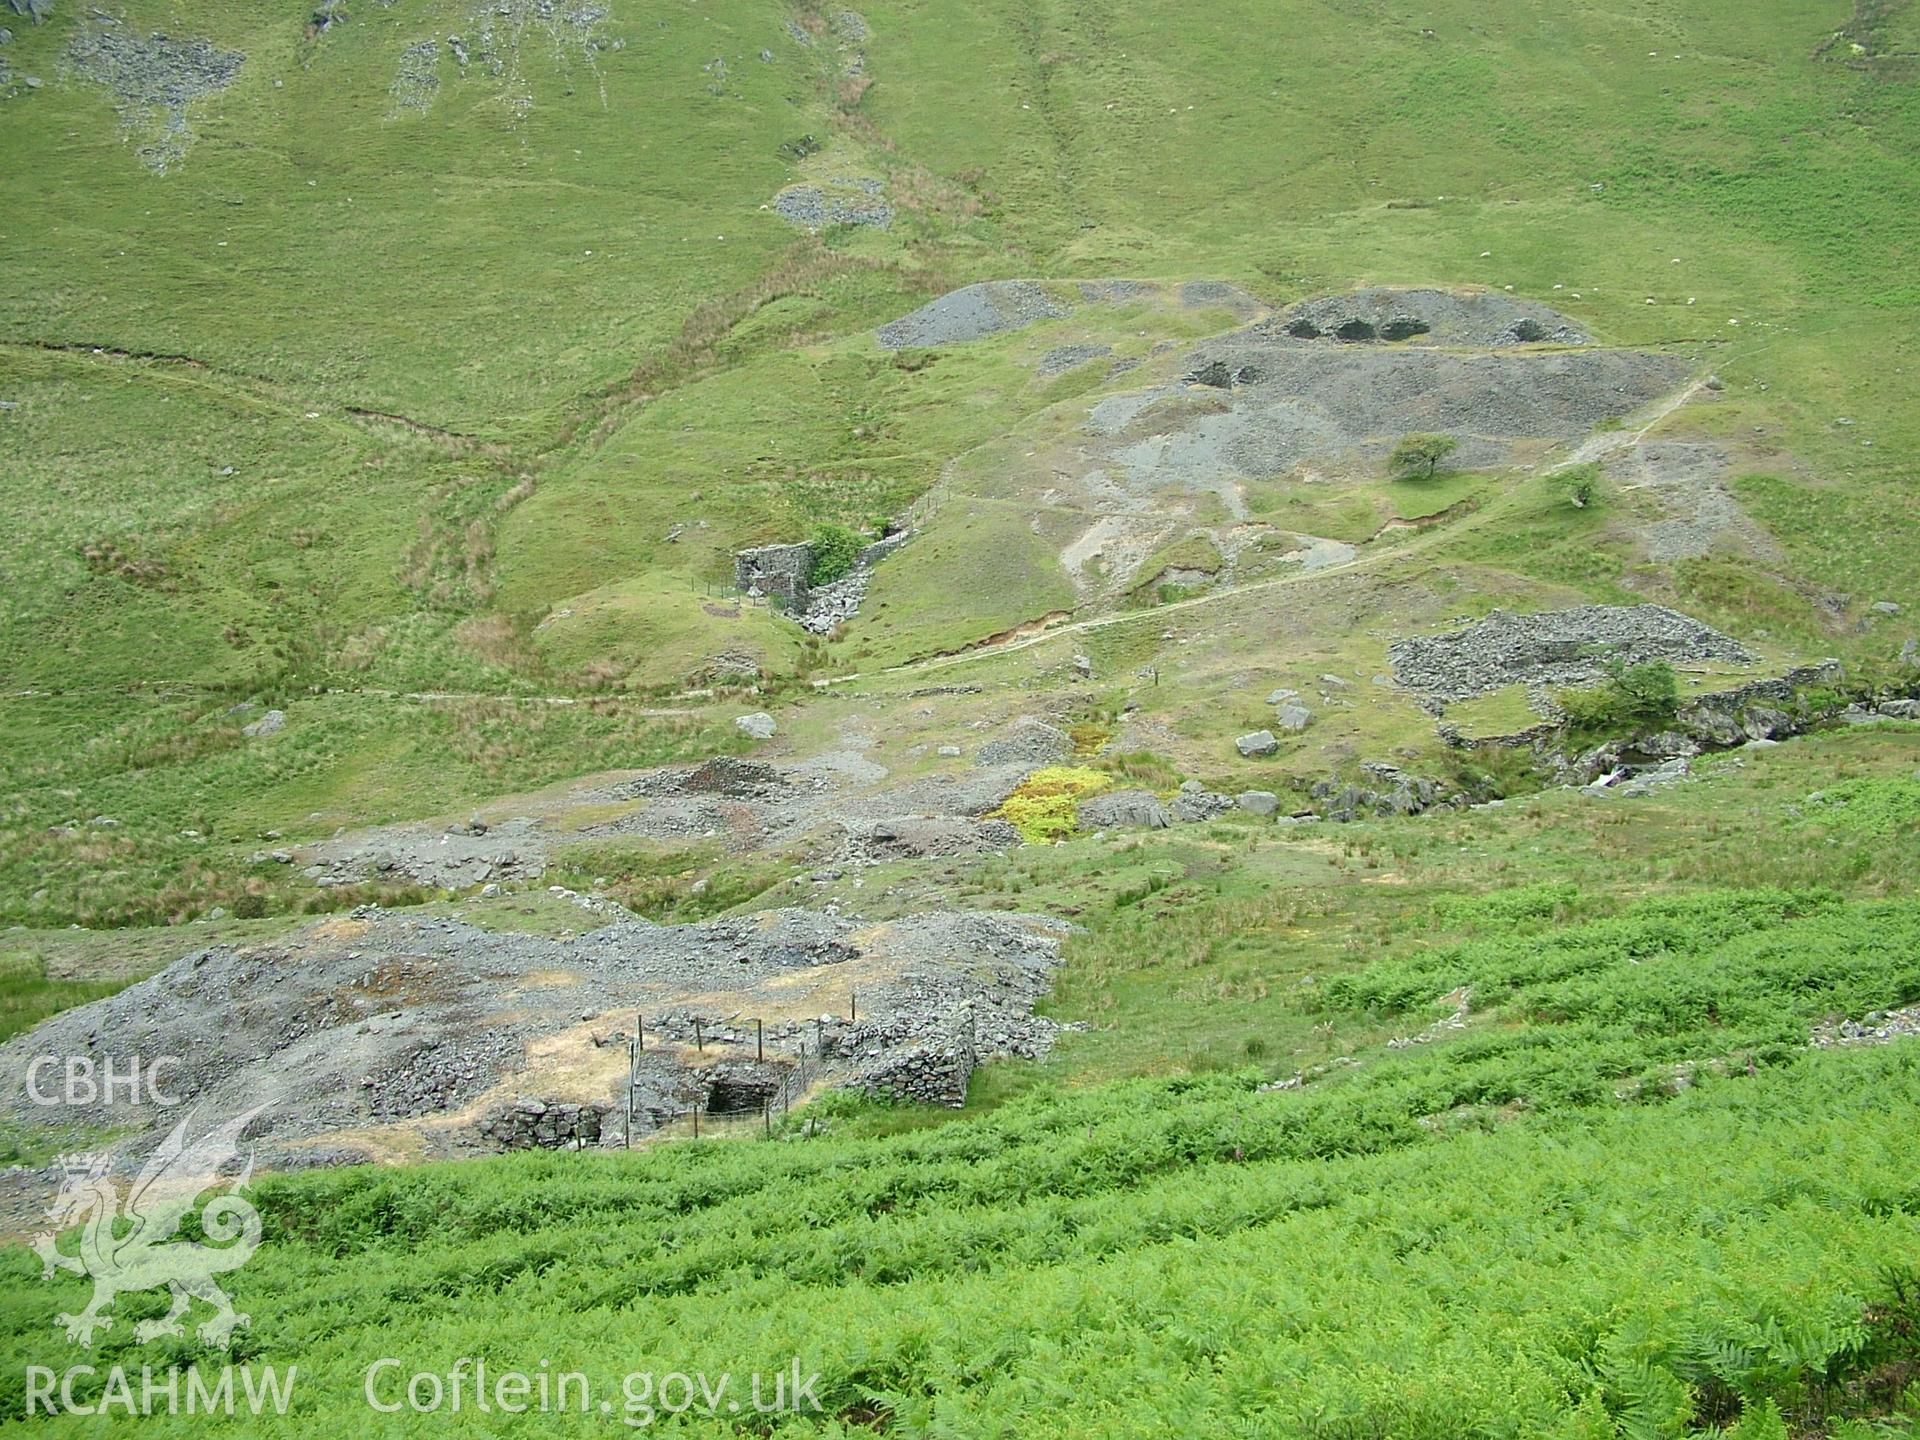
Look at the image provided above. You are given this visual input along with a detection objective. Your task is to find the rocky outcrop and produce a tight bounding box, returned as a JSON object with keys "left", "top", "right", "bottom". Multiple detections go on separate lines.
{"left": 1566, "top": 662, "right": 1845, "bottom": 777}
{"left": 1311, "top": 766, "right": 1449, "bottom": 823}
{"left": 1671, "top": 662, "right": 1842, "bottom": 745}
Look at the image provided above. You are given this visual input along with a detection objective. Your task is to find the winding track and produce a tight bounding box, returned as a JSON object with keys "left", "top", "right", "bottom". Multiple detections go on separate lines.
{"left": 810, "top": 371, "right": 1715, "bottom": 686}
{"left": 1, "top": 373, "right": 1709, "bottom": 707}
{"left": 3, "top": 329, "right": 1713, "bottom": 707}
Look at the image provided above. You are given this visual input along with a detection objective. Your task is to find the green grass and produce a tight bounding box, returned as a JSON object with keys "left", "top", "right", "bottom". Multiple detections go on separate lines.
{"left": 8, "top": 886, "right": 1920, "bottom": 1434}
{"left": 543, "top": 839, "right": 793, "bottom": 923}
{"left": 0, "top": 952, "right": 131, "bottom": 1044}
{"left": 0, "top": 0, "right": 1912, "bottom": 850}
{"left": 0, "top": 0, "right": 814, "bottom": 431}
{"left": 0, "top": 691, "right": 730, "bottom": 928}
{"left": 1383, "top": 467, "right": 1493, "bottom": 521}
{"left": 2, "top": 7, "right": 1919, "bottom": 1429}
{"left": 1800, "top": 775, "right": 1920, "bottom": 842}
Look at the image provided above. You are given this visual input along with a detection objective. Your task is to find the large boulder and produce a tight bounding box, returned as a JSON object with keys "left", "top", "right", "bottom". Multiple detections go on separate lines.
{"left": 1635, "top": 731, "right": 1700, "bottom": 760}
{"left": 1740, "top": 706, "right": 1795, "bottom": 741}
{"left": 1236, "top": 790, "right": 1280, "bottom": 817}
{"left": 735, "top": 712, "right": 777, "bottom": 741}
{"left": 1236, "top": 730, "right": 1279, "bottom": 758}
{"left": 1275, "top": 703, "right": 1313, "bottom": 733}
{"left": 1078, "top": 790, "right": 1173, "bottom": 830}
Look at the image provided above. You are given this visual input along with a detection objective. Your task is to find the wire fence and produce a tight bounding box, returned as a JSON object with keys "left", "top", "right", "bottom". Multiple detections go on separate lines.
{"left": 901, "top": 482, "right": 944, "bottom": 531}
{"left": 622, "top": 1006, "right": 844, "bottom": 1147}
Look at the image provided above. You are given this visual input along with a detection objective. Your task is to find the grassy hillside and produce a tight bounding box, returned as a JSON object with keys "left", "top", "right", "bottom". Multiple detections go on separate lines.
{"left": 3, "top": 2, "right": 1920, "bottom": 1432}
{"left": 1, "top": 0, "right": 1913, "bottom": 745}
{"left": 5, "top": 730, "right": 1920, "bottom": 1434}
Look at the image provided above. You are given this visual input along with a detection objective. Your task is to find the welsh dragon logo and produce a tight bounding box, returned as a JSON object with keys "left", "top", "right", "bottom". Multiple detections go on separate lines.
{"left": 32, "top": 1105, "right": 268, "bottom": 1348}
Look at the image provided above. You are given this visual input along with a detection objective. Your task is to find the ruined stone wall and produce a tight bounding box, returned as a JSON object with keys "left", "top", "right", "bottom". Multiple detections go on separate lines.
{"left": 478, "top": 1098, "right": 612, "bottom": 1150}
{"left": 856, "top": 531, "right": 910, "bottom": 569}
{"left": 1674, "top": 661, "right": 1842, "bottom": 741}
{"left": 734, "top": 542, "right": 813, "bottom": 610}
{"left": 852, "top": 1025, "right": 977, "bottom": 1108}
{"left": 1450, "top": 661, "right": 1844, "bottom": 756}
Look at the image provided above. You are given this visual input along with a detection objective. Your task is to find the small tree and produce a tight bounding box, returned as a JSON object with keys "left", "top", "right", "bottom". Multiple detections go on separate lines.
{"left": 1388, "top": 433, "right": 1459, "bottom": 480}
{"left": 807, "top": 522, "right": 867, "bottom": 587}
{"left": 1559, "top": 657, "right": 1680, "bottom": 735}
{"left": 1606, "top": 657, "right": 1679, "bottom": 725}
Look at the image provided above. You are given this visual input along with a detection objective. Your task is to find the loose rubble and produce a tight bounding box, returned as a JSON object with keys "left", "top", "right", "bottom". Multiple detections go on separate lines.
{"left": 67, "top": 15, "right": 244, "bottom": 172}
{"left": 1038, "top": 343, "right": 1114, "bottom": 376}
{"left": 1171, "top": 780, "right": 1236, "bottom": 822}
{"left": 388, "top": 38, "right": 440, "bottom": 115}
{"left": 579, "top": 749, "right": 1033, "bottom": 856}
{"left": 852, "top": 816, "right": 1023, "bottom": 862}
{"left": 877, "top": 281, "right": 1070, "bottom": 350}
{"left": 735, "top": 531, "right": 907, "bottom": 634}
{"left": 772, "top": 177, "right": 892, "bottom": 231}
{"left": 302, "top": 814, "right": 547, "bottom": 890}
{"left": 976, "top": 717, "right": 1074, "bottom": 767}
{"left": 1389, "top": 605, "right": 1755, "bottom": 701}
{"left": 1811, "top": 1006, "right": 1920, "bottom": 1049}
{"left": 0, "top": 905, "right": 1074, "bottom": 1162}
